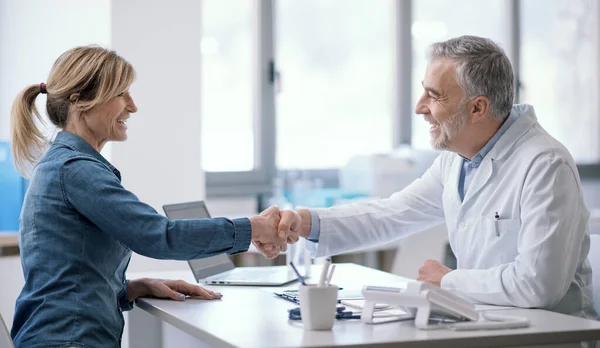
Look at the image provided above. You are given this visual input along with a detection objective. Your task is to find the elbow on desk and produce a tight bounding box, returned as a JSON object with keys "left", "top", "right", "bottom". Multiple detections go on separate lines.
{"left": 506, "top": 278, "right": 567, "bottom": 309}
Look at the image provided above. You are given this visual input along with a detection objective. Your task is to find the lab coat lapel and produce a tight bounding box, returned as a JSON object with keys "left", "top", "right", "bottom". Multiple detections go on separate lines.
{"left": 445, "top": 155, "right": 463, "bottom": 215}
{"left": 462, "top": 106, "right": 538, "bottom": 204}
{"left": 462, "top": 158, "right": 494, "bottom": 204}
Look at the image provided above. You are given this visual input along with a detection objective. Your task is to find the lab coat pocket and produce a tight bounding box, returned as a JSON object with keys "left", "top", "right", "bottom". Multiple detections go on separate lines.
{"left": 481, "top": 217, "right": 521, "bottom": 266}
{"left": 488, "top": 218, "right": 521, "bottom": 239}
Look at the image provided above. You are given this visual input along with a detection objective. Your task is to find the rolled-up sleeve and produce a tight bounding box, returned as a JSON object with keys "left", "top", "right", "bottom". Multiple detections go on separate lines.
{"left": 117, "top": 280, "right": 134, "bottom": 312}
{"left": 61, "top": 157, "right": 251, "bottom": 260}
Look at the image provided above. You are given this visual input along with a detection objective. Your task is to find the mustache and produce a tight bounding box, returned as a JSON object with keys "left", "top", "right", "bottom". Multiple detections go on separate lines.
{"left": 424, "top": 115, "right": 438, "bottom": 124}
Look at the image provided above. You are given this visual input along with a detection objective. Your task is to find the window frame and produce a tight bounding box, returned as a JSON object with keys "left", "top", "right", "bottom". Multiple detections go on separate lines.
{"left": 205, "top": 0, "right": 276, "bottom": 197}
{"left": 205, "top": 0, "right": 600, "bottom": 198}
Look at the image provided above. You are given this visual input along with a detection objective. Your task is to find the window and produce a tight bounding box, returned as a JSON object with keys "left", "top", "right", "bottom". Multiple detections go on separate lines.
{"left": 202, "top": 0, "right": 600, "bottom": 197}
{"left": 275, "top": 0, "right": 395, "bottom": 169}
{"left": 411, "top": 0, "right": 511, "bottom": 149}
{"left": 520, "top": 0, "right": 600, "bottom": 163}
{"left": 200, "top": 0, "right": 255, "bottom": 172}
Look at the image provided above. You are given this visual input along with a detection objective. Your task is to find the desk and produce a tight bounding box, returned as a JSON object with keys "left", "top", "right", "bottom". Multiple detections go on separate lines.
{"left": 128, "top": 264, "right": 600, "bottom": 348}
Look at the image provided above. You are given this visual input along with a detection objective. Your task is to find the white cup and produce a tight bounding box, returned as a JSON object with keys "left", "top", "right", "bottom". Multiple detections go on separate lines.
{"left": 298, "top": 284, "right": 339, "bottom": 330}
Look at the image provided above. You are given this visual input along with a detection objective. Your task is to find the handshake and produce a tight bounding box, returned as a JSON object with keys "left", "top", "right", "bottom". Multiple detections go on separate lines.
{"left": 248, "top": 206, "right": 307, "bottom": 259}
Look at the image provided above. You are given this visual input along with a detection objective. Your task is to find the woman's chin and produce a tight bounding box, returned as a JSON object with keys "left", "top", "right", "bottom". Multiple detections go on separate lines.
{"left": 112, "top": 133, "right": 128, "bottom": 142}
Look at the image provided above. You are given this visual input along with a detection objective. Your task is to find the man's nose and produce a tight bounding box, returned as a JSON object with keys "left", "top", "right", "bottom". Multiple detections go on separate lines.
{"left": 415, "top": 94, "right": 428, "bottom": 115}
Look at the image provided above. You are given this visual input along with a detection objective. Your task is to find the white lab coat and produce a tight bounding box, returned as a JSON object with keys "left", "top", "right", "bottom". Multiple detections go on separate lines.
{"left": 308, "top": 104, "right": 596, "bottom": 319}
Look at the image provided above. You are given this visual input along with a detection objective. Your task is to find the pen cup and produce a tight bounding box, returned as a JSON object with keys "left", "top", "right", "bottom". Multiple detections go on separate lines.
{"left": 298, "top": 284, "right": 339, "bottom": 330}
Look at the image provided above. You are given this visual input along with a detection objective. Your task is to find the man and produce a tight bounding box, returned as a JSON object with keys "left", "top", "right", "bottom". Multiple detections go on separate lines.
{"left": 266, "top": 35, "right": 596, "bottom": 320}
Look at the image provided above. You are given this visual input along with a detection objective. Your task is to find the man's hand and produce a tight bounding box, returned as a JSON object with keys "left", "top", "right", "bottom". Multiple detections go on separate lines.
{"left": 278, "top": 210, "right": 302, "bottom": 244}
{"left": 254, "top": 209, "right": 304, "bottom": 258}
{"left": 250, "top": 205, "right": 286, "bottom": 259}
{"left": 128, "top": 278, "right": 222, "bottom": 302}
{"left": 417, "top": 259, "right": 452, "bottom": 287}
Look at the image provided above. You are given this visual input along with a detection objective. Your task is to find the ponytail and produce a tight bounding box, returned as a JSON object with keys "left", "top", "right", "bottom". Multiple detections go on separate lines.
{"left": 10, "top": 85, "right": 48, "bottom": 177}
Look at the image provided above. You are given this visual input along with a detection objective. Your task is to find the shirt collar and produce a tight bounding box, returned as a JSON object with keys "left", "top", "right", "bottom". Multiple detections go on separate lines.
{"left": 53, "top": 131, "right": 120, "bottom": 176}
{"left": 464, "top": 110, "right": 519, "bottom": 168}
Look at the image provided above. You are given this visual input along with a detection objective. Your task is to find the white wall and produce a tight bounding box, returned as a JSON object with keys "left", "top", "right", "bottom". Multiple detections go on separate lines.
{"left": 110, "top": 0, "right": 204, "bottom": 213}
{"left": 0, "top": 0, "right": 111, "bottom": 141}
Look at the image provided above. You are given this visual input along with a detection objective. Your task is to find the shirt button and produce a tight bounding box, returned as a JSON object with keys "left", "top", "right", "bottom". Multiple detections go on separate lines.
{"left": 459, "top": 222, "right": 465, "bottom": 229}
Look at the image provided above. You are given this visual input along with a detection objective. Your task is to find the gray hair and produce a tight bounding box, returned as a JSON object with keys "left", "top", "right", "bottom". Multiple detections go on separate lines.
{"left": 428, "top": 35, "right": 514, "bottom": 121}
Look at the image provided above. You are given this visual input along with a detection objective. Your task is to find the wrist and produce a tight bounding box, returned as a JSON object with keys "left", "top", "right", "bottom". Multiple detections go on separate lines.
{"left": 297, "top": 209, "right": 312, "bottom": 238}
{"left": 127, "top": 278, "right": 150, "bottom": 302}
{"left": 249, "top": 216, "right": 262, "bottom": 240}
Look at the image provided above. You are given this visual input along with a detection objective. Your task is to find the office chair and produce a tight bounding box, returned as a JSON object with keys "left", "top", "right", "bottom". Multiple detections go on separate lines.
{"left": 0, "top": 313, "right": 14, "bottom": 348}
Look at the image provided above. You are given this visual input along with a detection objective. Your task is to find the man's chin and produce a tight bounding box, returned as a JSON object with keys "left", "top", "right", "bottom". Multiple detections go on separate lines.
{"left": 430, "top": 137, "right": 450, "bottom": 150}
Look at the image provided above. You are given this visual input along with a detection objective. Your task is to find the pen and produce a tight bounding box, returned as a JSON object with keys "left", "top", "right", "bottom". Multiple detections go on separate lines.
{"left": 290, "top": 262, "right": 306, "bottom": 285}
{"left": 274, "top": 292, "right": 299, "bottom": 304}
{"left": 326, "top": 264, "right": 336, "bottom": 286}
{"left": 494, "top": 212, "right": 500, "bottom": 237}
{"left": 318, "top": 258, "right": 331, "bottom": 287}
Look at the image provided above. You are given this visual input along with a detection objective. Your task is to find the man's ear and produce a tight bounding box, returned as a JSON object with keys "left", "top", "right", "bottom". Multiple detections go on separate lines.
{"left": 470, "top": 96, "right": 489, "bottom": 122}
{"left": 69, "top": 93, "right": 80, "bottom": 104}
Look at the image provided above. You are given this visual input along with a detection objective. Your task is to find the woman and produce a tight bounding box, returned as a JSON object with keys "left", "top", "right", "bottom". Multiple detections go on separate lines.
{"left": 9, "top": 46, "right": 297, "bottom": 348}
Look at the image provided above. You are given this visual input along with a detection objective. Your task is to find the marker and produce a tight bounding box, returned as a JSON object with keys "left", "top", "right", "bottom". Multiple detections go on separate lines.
{"left": 326, "top": 264, "right": 336, "bottom": 286}
{"left": 318, "top": 258, "right": 331, "bottom": 287}
{"left": 290, "top": 262, "right": 306, "bottom": 285}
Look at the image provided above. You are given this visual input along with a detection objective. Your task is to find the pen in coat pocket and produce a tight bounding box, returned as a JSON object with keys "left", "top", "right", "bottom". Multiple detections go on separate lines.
{"left": 494, "top": 212, "right": 500, "bottom": 237}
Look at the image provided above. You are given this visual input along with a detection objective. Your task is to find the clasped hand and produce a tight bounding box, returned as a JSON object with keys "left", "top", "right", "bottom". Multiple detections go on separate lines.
{"left": 249, "top": 206, "right": 302, "bottom": 259}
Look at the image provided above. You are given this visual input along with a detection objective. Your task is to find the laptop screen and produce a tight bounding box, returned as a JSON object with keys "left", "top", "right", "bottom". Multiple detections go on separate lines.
{"left": 162, "top": 201, "right": 235, "bottom": 281}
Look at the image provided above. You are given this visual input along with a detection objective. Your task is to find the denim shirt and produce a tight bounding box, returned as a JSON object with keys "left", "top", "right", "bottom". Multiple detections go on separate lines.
{"left": 11, "top": 131, "right": 251, "bottom": 348}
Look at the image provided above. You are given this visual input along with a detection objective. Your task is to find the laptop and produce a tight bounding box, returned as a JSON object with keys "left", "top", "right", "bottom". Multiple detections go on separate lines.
{"left": 162, "top": 201, "right": 298, "bottom": 286}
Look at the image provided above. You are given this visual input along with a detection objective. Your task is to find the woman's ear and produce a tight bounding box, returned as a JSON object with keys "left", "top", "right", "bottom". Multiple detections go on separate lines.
{"left": 69, "top": 93, "right": 80, "bottom": 104}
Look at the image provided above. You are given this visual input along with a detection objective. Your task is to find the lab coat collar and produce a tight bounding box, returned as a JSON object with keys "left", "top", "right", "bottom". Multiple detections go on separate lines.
{"left": 460, "top": 104, "right": 538, "bottom": 205}
{"left": 487, "top": 104, "right": 538, "bottom": 161}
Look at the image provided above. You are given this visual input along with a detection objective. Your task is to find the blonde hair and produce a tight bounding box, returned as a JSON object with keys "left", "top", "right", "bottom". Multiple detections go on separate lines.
{"left": 10, "top": 45, "right": 135, "bottom": 176}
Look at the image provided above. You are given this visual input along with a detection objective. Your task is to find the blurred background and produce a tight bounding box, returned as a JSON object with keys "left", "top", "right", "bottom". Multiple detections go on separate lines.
{"left": 1, "top": 0, "right": 600, "bottom": 343}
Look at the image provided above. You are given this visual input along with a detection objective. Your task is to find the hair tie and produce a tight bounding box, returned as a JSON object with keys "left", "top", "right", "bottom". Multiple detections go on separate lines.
{"left": 39, "top": 83, "right": 47, "bottom": 94}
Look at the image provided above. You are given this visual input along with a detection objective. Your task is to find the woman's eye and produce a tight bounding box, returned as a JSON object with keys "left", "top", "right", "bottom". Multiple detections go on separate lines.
{"left": 117, "top": 92, "right": 125, "bottom": 97}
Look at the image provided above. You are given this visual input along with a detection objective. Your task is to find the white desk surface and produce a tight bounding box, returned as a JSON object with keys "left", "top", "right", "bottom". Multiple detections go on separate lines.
{"left": 130, "top": 263, "right": 600, "bottom": 348}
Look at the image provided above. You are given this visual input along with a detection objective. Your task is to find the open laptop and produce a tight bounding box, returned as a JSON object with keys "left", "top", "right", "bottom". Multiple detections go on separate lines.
{"left": 162, "top": 201, "right": 298, "bottom": 286}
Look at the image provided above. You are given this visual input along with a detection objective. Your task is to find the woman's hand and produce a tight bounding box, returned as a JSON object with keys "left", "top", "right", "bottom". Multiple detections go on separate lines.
{"left": 128, "top": 278, "right": 222, "bottom": 302}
